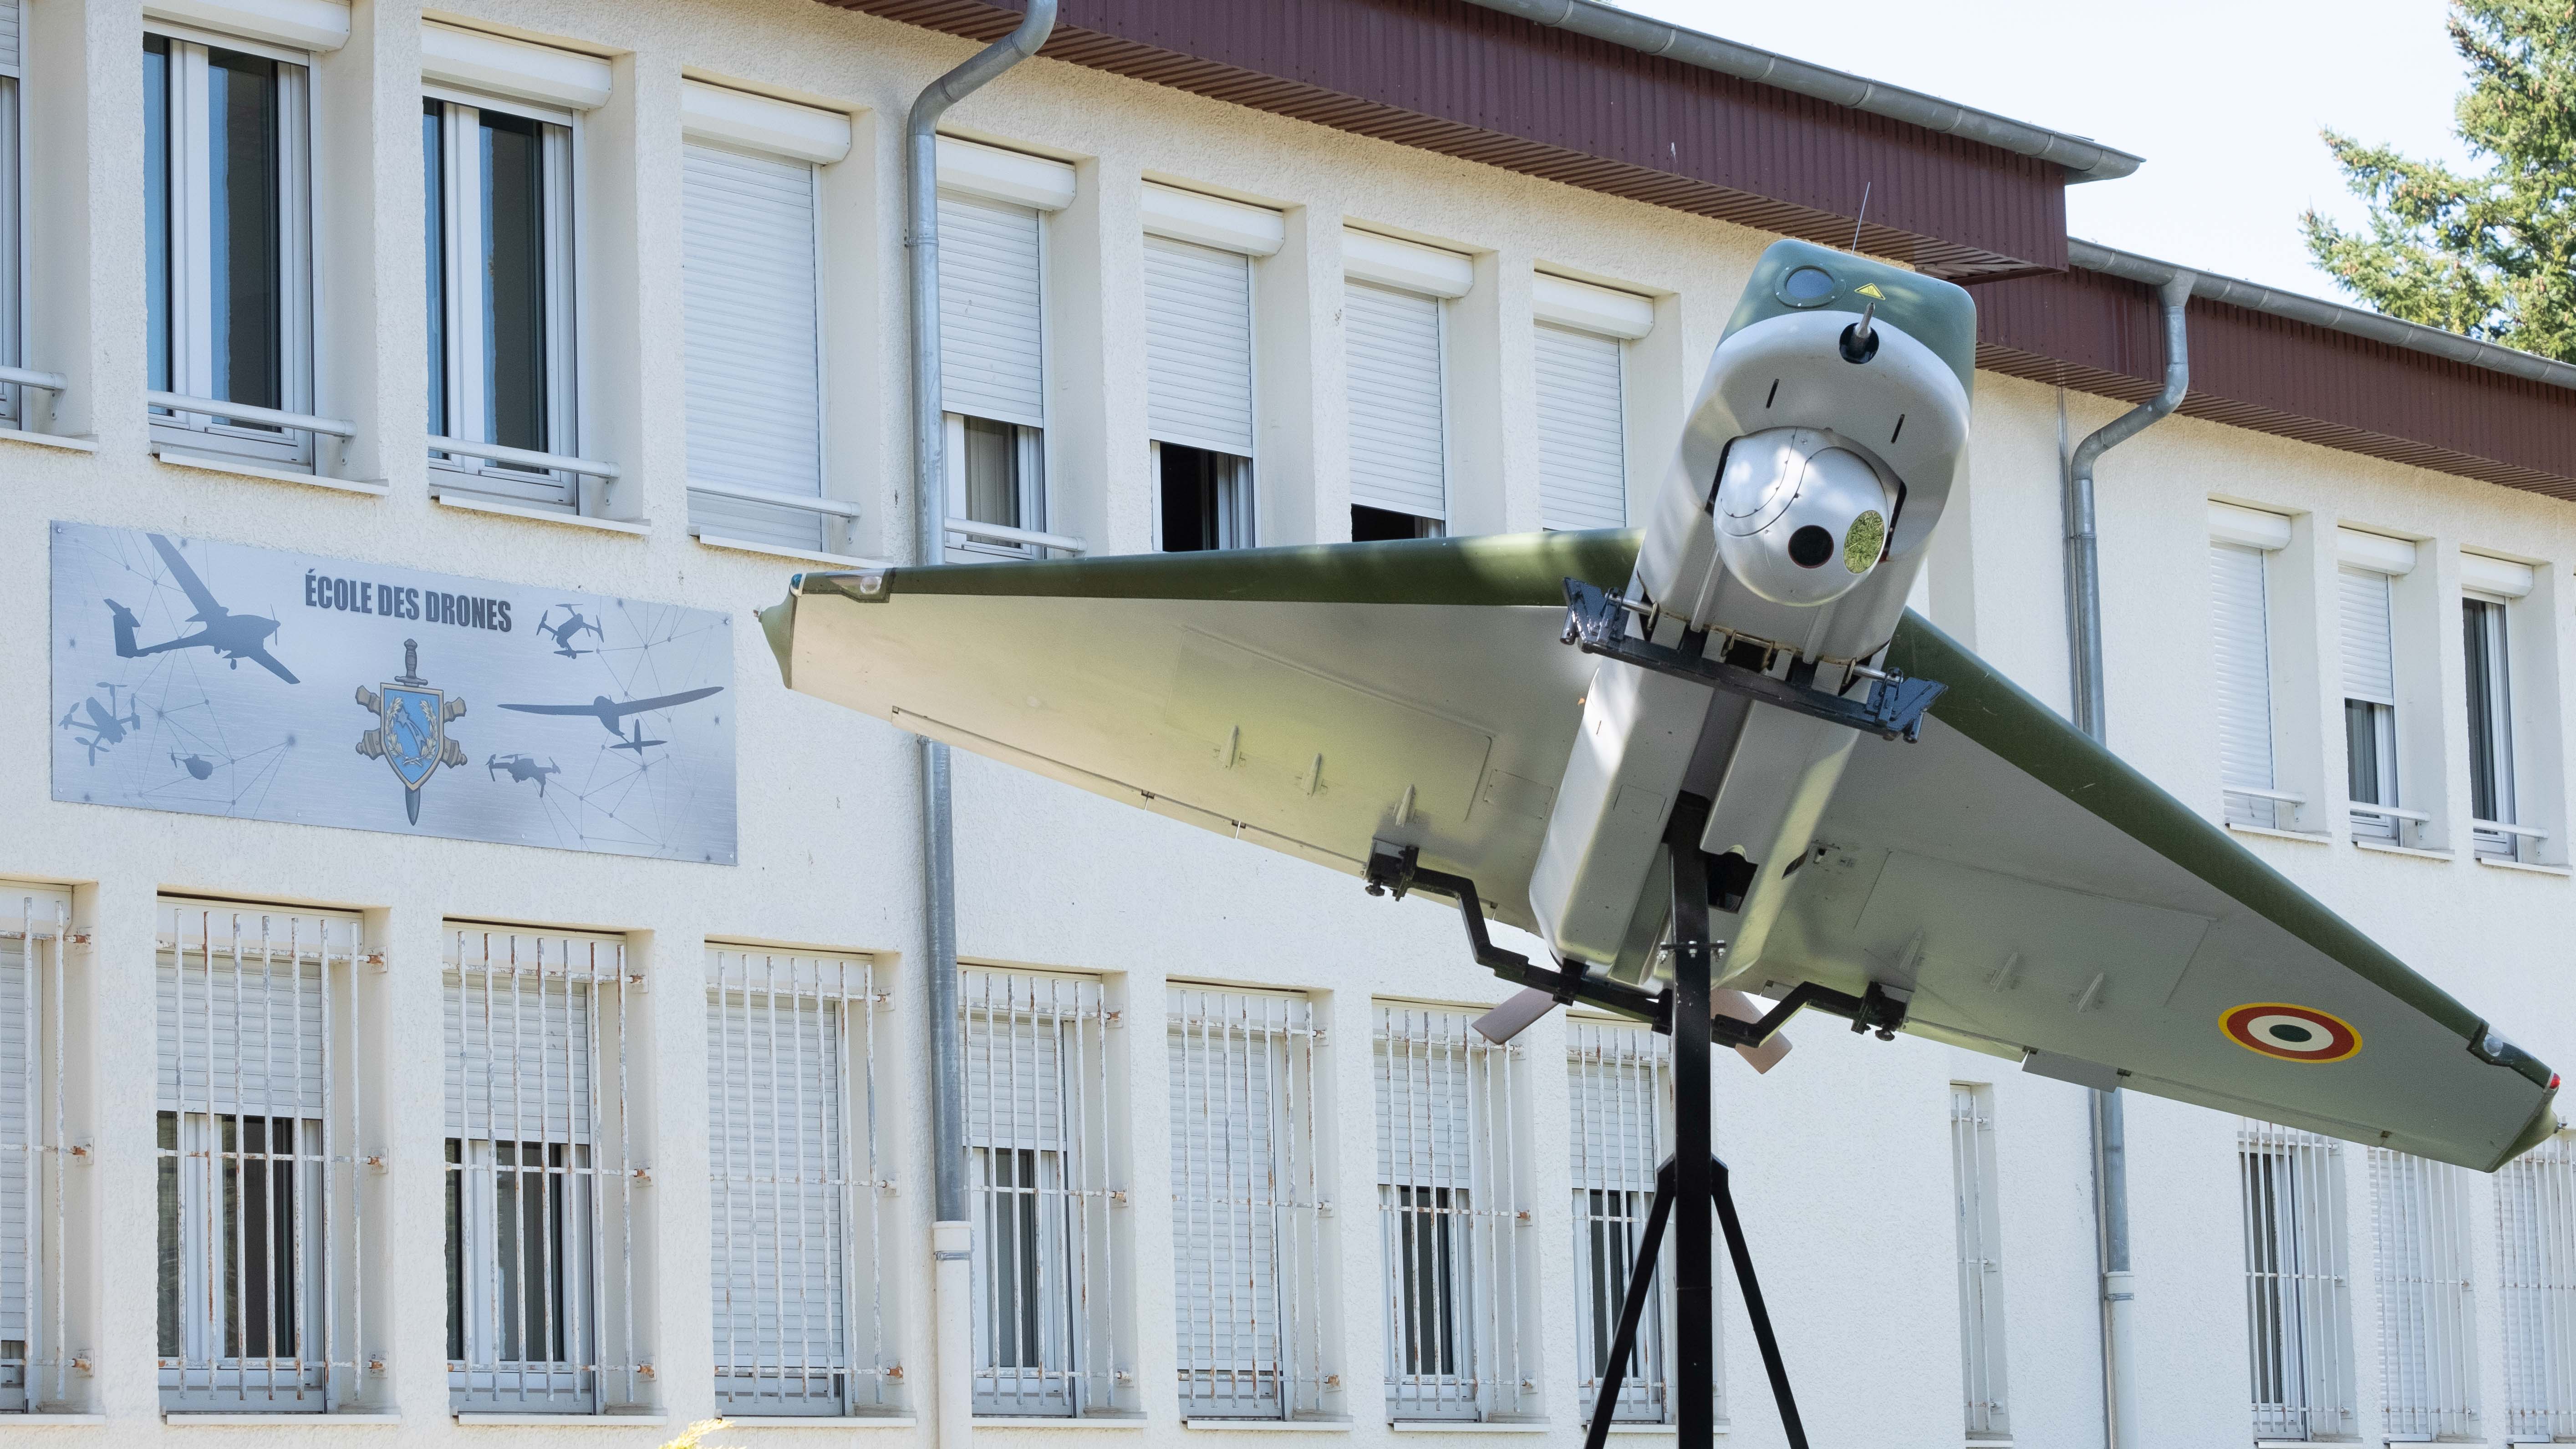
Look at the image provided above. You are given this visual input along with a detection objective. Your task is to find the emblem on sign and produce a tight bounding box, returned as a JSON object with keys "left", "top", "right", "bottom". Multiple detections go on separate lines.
{"left": 2221, "top": 1002, "right": 2362, "bottom": 1063}
{"left": 355, "top": 638, "right": 469, "bottom": 824}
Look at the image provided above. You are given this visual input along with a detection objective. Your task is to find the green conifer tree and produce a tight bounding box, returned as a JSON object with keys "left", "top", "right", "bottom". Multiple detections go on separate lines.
{"left": 2303, "top": 0, "right": 2576, "bottom": 359}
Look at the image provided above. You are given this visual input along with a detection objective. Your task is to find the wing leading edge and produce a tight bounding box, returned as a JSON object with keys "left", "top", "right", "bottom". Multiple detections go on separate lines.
{"left": 760, "top": 532, "right": 2556, "bottom": 1171}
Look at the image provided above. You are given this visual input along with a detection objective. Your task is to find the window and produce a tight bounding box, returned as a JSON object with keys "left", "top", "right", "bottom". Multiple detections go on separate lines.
{"left": 444, "top": 925, "right": 644, "bottom": 1415}
{"left": 1344, "top": 281, "right": 1448, "bottom": 539}
{"left": 2500, "top": 1130, "right": 2576, "bottom": 1440}
{"left": 2465, "top": 594, "right": 2519, "bottom": 859}
{"left": 1146, "top": 228, "right": 1258, "bottom": 552}
{"left": 1375, "top": 1004, "right": 1532, "bottom": 1422}
{"left": 424, "top": 92, "right": 579, "bottom": 508}
{"left": 941, "top": 186, "right": 1050, "bottom": 559}
{"left": 962, "top": 969, "right": 1121, "bottom": 1416}
{"left": 707, "top": 947, "right": 895, "bottom": 1417}
{"left": 1949, "top": 1085, "right": 2008, "bottom": 1440}
{"left": 144, "top": 26, "right": 313, "bottom": 468}
{"left": 1, "top": 886, "right": 71, "bottom": 1414}
{"left": 1568, "top": 1019, "right": 1682, "bottom": 1424}
{"left": 157, "top": 900, "right": 371, "bottom": 1412}
{"left": 2209, "top": 525, "right": 2286, "bottom": 829}
{"left": 2240, "top": 1121, "right": 2356, "bottom": 1441}
{"left": 683, "top": 140, "right": 827, "bottom": 553}
{"left": 0, "top": 0, "right": 21, "bottom": 431}
{"left": 1534, "top": 325, "right": 1625, "bottom": 532}
{"left": 2370, "top": 1149, "right": 2477, "bottom": 1440}
{"left": 1167, "top": 986, "right": 1325, "bottom": 1418}
{"left": 2339, "top": 563, "right": 2404, "bottom": 842}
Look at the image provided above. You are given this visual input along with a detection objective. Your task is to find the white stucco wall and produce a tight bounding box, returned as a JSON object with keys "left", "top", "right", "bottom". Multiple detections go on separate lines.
{"left": 5, "top": 0, "right": 2576, "bottom": 1446}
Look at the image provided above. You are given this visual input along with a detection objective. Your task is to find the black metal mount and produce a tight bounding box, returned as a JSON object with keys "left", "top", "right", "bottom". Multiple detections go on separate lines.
{"left": 1560, "top": 577, "right": 1947, "bottom": 742}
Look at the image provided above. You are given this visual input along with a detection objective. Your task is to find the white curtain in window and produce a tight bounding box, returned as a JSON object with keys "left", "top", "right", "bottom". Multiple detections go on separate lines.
{"left": 682, "top": 140, "right": 825, "bottom": 550}
{"left": 940, "top": 193, "right": 1044, "bottom": 429}
{"left": 1145, "top": 236, "right": 1255, "bottom": 458}
{"left": 2209, "top": 541, "right": 2276, "bottom": 825}
{"left": 1535, "top": 324, "right": 1626, "bottom": 531}
{"left": 1345, "top": 282, "right": 1446, "bottom": 522}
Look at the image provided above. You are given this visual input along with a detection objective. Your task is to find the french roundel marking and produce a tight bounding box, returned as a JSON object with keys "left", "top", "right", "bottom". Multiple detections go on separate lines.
{"left": 2221, "top": 1002, "right": 2361, "bottom": 1063}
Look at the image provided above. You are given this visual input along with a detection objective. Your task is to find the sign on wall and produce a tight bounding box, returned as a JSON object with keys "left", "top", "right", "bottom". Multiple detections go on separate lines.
{"left": 50, "top": 522, "right": 738, "bottom": 864}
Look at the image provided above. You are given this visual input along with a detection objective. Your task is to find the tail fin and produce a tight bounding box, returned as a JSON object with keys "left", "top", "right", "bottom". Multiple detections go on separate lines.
{"left": 105, "top": 600, "right": 142, "bottom": 658}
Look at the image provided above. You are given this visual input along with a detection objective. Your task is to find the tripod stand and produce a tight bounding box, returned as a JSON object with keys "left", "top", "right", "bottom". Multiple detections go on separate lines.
{"left": 1580, "top": 793, "right": 1809, "bottom": 1449}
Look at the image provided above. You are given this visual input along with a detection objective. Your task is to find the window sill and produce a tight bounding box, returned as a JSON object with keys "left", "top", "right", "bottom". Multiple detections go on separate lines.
{"left": 692, "top": 530, "right": 886, "bottom": 569}
{"left": 2226, "top": 823, "right": 2330, "bottom": 845}
{"left": 156, "top": 447, "right": 388, "bottom": 496}
{"left": 454, "top": 1413, "right": 669, "bottom": 1427}
{"left": 1184, "top": 1420, "right": 1354, "bottom": 1432}
{"left": 1386, "top": 1424, "right": 1558, "bottom": 1434}
{"left": 165, "top": 1412, "right": 403, "bottom": 1425}
{"left": 2353, "top": 839, "right": 2454, "bottom": 862}
{"left": 12, "top": 1414, "right": 108, "bottom": 1425}
{"left": 0, "top": 426, "right": 97, "bottom": 452}
{"left": 432, "top": 489, "right": 650, "bottom": 536}
{"left": 2477, "top": 855, "right": 2573, "bottom": 877}
{"left": 971, "top": 1416, "right": 1148, "bottom": 1429}
{"left": 723, "top": 1418, "right": 917, "bottom": 1429}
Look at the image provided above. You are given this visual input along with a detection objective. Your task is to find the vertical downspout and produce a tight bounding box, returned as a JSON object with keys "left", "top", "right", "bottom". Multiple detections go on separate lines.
{"left": 906, "top": 7, "right": 1058, "bottom": 1447}
{"left": 2064, "top": 267, "right": 2192, "bottom": 1449}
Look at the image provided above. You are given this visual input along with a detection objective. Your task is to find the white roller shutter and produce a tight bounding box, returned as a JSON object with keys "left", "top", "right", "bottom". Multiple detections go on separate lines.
{"left": 684, "top": 140, "right": 826, "bottom": 550}
{"left": 1345, "top": 281, "right": 1446, "bottom": 522}
{"left": 1168, "top": 988, "right": 1311, "bottom": 1416}
{"left": 940, "top": 192, "right": 1044, "bottom": 429}
{"left": 1535, "top": 324, "right": 1625, "bottom": 531}
{"left": 1145, "top": 235, "right": 1254, "bottom": 457}
{"left": 0, "top": 0, "right": 19, "bottom": 76}
{"left": 0, "top": 889, "right": 64, "bottom": 1359}
{"left": 2209, "top": 541, "right": 2276, "bottom": 821}
{"left": 2339, "top": 565, "right": 2397, "bottom": 705}
{"left": 443, "top": 940, "right": 599, "bottom": 1142}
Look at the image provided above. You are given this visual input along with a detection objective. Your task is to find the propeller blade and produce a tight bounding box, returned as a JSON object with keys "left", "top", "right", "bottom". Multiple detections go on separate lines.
{"left": 1716, "top": 987, "right": 1792, "bottom": 1073}
{"left": 1472, "top": 987, "right": 1559, "bottom": 1044}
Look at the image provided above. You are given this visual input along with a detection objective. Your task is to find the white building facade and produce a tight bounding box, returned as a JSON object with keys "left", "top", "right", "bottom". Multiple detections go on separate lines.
{"left": 4, "top": 1, "right": 2576, "bottom": 1446}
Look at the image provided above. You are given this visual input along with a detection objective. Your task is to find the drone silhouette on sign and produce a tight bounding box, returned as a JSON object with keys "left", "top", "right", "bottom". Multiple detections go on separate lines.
{"left": 536, "top": 605, "right": 606, "bottom": 659}
{"left": 58, "top": 683, "right": 140, "bottom": 766}
{"left": 106, "top": 533, "right": 297, "bottom": 682}
{"left": 488, "top": 753, "right": 562, "bottom": 795}
{"left": 497, "top": 686, "right": 723, "bottom": 756}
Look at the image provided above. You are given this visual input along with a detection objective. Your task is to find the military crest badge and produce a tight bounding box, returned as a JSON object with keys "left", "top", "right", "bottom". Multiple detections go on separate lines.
{"left": 355, "top": 638, "right": 469, "bottom": 824}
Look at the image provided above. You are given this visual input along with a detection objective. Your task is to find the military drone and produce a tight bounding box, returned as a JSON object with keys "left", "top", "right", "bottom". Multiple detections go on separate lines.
{"left": 759, "top": 239, "right": 2557, "bottom": 1447}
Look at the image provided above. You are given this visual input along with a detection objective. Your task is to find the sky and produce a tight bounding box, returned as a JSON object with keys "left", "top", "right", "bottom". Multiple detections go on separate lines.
{"left": 1617, "top": 0, "right": 2481, "bottom": 303}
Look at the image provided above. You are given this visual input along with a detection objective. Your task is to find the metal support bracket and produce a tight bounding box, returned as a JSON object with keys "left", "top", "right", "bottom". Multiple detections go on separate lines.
{"left": 1561, "top": 578, "right": 1947, "bottom": 741}
{"left": 1364, "top": 839, "right": 1665, "bottom": 1028}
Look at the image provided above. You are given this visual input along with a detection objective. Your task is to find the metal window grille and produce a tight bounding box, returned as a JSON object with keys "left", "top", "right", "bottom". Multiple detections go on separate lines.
{"left": 1948, "top": 1085, "right": 2010, "bottom": 1439}
{"left": 1568, "top": 1018, "right": 1679, "bottom": 1425}
{"left": 2240, "top": 1121, "right": 2356, "bottom": 1441}
{"left": 2, "top": 889, "right": 71, "bottom": 1413}
{"left": 2499, "top": 1129, "right": 2576, "bottom": 1438}
{"left": 1166, "top": 985, "right": 1326, "bottom": 1419}
{"left": 2370, "top": 1148, "right": 2479, "bottom": 1439}
{"left": 962, "top": 969, "right": 1122, "bottom": 1416}
{"left": 707, "top": 948, "right": 896, "bottom": 1418}
{"left": 443, "top": 925, "right": 644, "bottom": 1413}
{"left": 156, "top": 900, "right": 370, "bottom": 1412}
{"left": 1375, "top": 1004, "right": 1531, "bottom": 1422}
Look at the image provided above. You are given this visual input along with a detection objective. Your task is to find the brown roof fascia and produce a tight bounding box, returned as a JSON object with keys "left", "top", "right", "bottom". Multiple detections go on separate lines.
{"left": 829, "top": 0, "right": 2071, "bottom": 278}
{"left": 1972, "top": 266, "right": 2576, "bottom": 501}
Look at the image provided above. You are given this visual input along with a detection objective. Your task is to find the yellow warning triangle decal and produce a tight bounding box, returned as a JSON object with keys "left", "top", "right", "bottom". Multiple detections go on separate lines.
{"left": 1852, "top": 282, "right": 1886, "bottom": 299}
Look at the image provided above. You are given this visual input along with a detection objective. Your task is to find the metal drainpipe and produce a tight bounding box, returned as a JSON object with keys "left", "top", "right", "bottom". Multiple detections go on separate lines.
{"left": 2063, "top": 266, "right": 2192, "bottom": 1449}
{"left": 906, "top": 6, "right": 1058, "bottom": 1446}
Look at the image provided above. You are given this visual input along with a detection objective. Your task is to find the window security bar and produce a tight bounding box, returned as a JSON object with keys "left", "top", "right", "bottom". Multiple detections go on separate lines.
{"left": 2241, "top": 1120, "right": 2357, "bottom": 1442}
{"left": 2475, "top": 819, "right": 2551, "bottom": 841}
{"left": 429, "top": 436, "right": 621, "bottom": 480}
{"left": 962, "top": 969, "right": 1124, "bottom": 1417}
{"left": 1568, "top": 1020, "right": 1676, "bottom": 1426}
{"left": 689, "top": 480, "right": 864, "bottom": 521}
{"left": 147, "top": 392, "right": 356, "bottom": 440}
{"left": 944, "top": 517, "right": 1087, "bottom": 555}
{"left": 1375, "top": 1004, "right": 1533, "bottom": 1423}
{"left": 1167, "top": 986, "right": 1329, "bottom": 1420}
{"left": 443, "top": 928, "right": 646, "bottom": 1415}
{"left": 707, "top": 949, "right": 899, "bottom": 1418}
{"left": 2348, "top": 804, "right": 2433, "bottom": 824}
{"left": 0, "top": 365, "right": 66, "bottom": 394}
{"left": 2224, "top": 786, "right": 2307, "bottom": 806}
{"left": 1950, "top": 1085, "right": 2009, "bottom": 1439}
{"left": 2499, "top": 1129, "right": 2576, "bottom": 1439}
{"left": 156, "top": 904, "right": 371, "bottom": 1413}
{"left": 4, "top": 894, "right": 74, "bottom": 1414}
{"left": 2369, "top": 1148, "right": 2479, "bottom": 1440}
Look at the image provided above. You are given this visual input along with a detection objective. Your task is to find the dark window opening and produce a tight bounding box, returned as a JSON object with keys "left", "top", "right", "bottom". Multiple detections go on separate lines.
{"left": 1353, "top": 505, "right": 1441, "bottom": 542}
{"left": 1160, "top": 443, "right": 1248, "bottom": 552}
